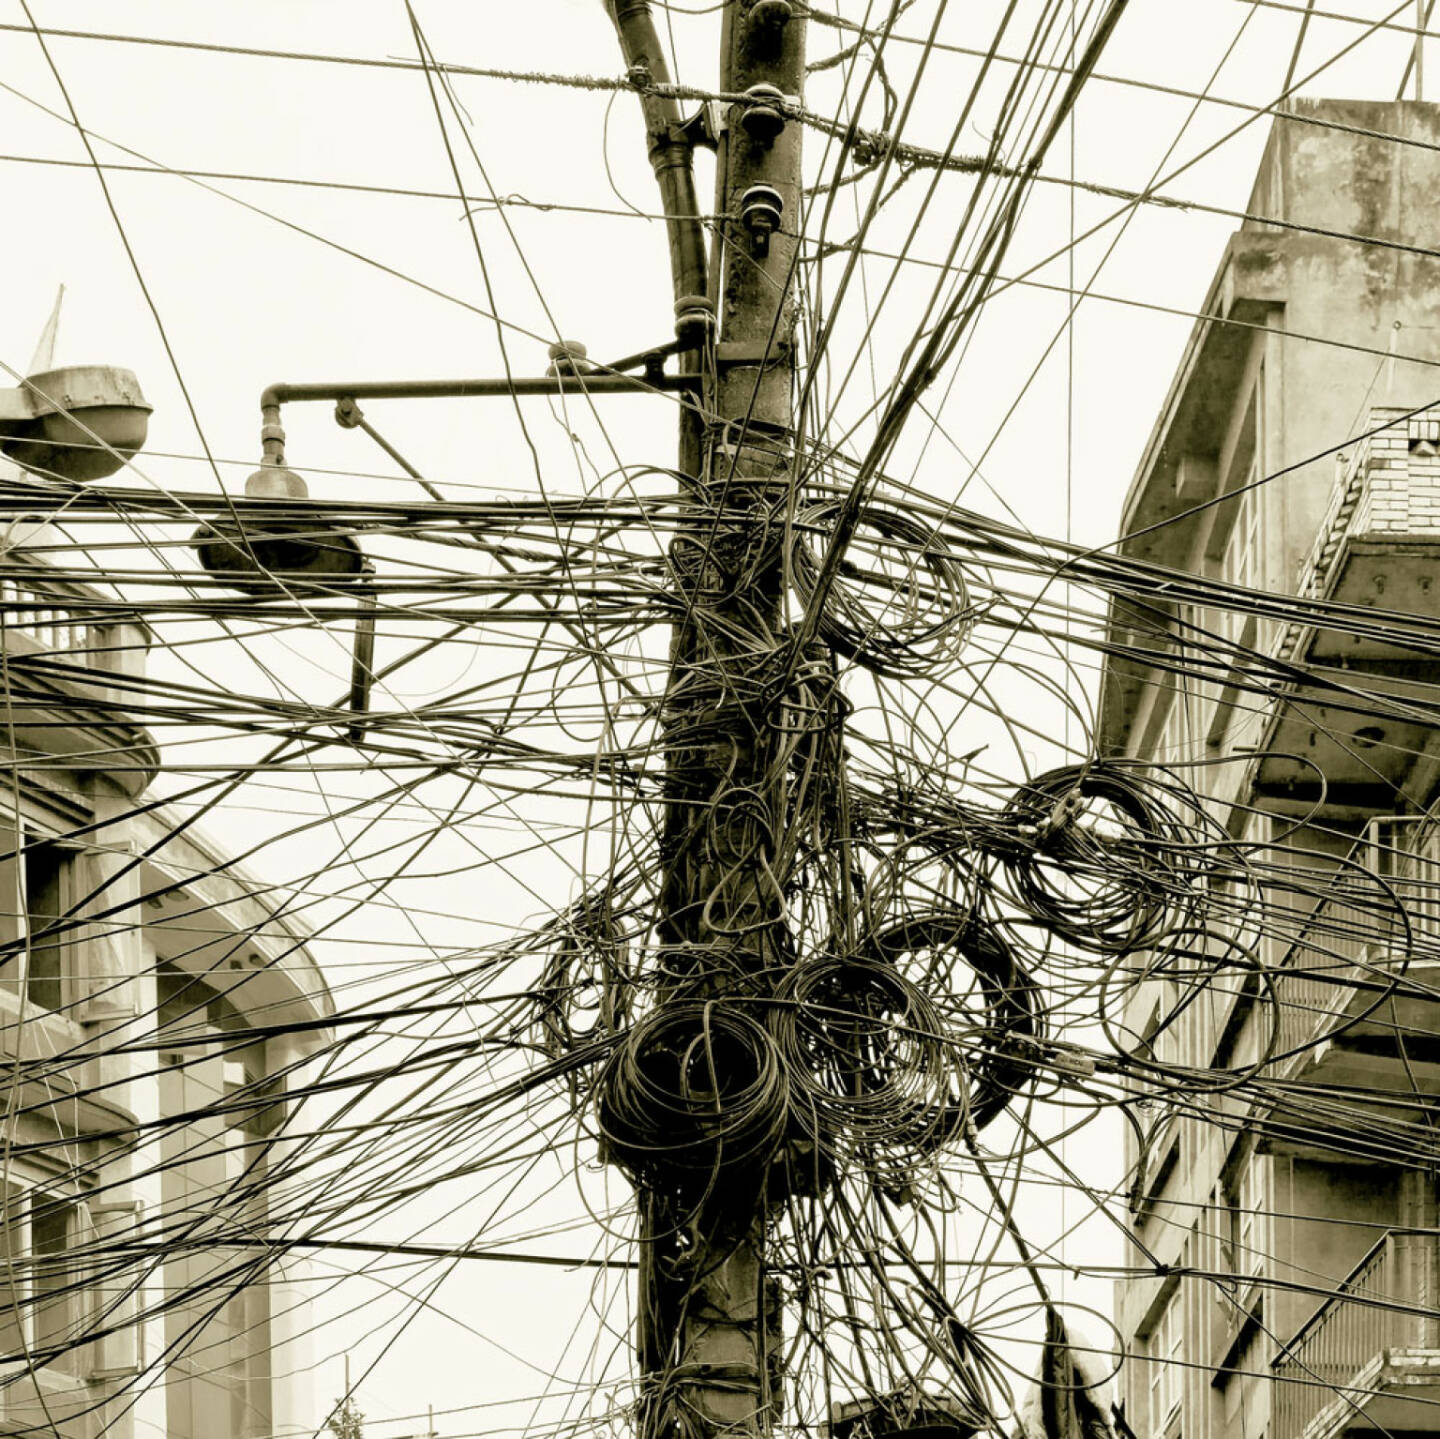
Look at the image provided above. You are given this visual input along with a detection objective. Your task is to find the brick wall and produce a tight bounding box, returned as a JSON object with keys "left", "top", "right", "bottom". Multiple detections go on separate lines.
{"left": 1298, "top": 408, "right": 1440, "bottom": 601}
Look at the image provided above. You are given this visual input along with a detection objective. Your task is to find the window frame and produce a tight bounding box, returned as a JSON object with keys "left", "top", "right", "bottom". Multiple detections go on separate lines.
{"left": 20, "top": 836, "right": 72, "bottom": 1014}
{"left": 1234, "top": 1154, "right": 1268, "bottom": 1282}
{"left": 0, "top": 1175, "right": 91, "bottom": 1378}
{"left": 0, "top": 786, "right": 94, "bottom": 1026}
{"left": 1146, "top": 1292, "right": 1184, "bottom": 1439}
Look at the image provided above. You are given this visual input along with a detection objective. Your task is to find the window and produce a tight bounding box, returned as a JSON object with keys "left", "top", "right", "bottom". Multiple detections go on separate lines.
{"left": 158, "top": 969, "right": 284, "bottom": 1137}
{"left": 89, "top": 1202, "right": 143, "bottom": 1378}
{"left": 1210, "top": 1183, "right": 1235, "bottom": 1277}
{"left": 0, "top": 830, "right": 76, "bottom": 1015}
{"left": 1147, "top": 1294, "right": 1183, "bottom": 1437}
{"left": 157, "top": 967, "right": 278, "bottom": 1438}
{"left": 1204, "top": 862, "right": 1248, "bottom": 943}
{"left": 1143, "top": 969, "right": 1213, "bottom": 1071}
{"left": 1177, "top": 984, "right": 1211, "bottom": 1072}
{"left": 1149, "top": 980, "right": 1179, "bottom": 1065}
{"left": 31, "top": 1195, "right": 77, "bottom": 1363}
{"left": 0, "top": 1184, "right": 26, "bottom": 1360}
{"left": 1217, "top": 1155, "right": 1268, "bottom": 1289}
{"left": 1158, "top": 608, "right": 1198, "bottom": 765}
{"left": 1235, "top": 1156, "right": 1268, "bottom": 1282}
{"left": 1216, "top": 471, "right": 1264, "bottom": 651}
{"left": 23, "top": 840, "right": 66, "bottom": 1012}
{"left": 1225, "top": 483, "right": 1262, "bottom": 591}
{"left": 0, "top": 1182, "right": 87, "bottom": 1374}
{"left": 1159, "top": 695, "right": 1188, "bottom": 767}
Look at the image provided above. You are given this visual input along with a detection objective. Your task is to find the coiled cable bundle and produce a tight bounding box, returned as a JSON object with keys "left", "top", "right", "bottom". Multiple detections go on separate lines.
{"left": 995, "top": 763, "right": 1198, "bottom": 954}
{"left": 536, "top": 916, "right": 635, "bottom": 1064}
{"left": 593, "top": 1001, "right": 790, "bottom": 1190}
{"left": 872, "top": 911, "right": 1040, "bottom": 1135}
{"left": 770, "top": 955, "right": 962, "bottom": 1173}
{"left": 789, "top": 502, "right": 977, "bottom": 678}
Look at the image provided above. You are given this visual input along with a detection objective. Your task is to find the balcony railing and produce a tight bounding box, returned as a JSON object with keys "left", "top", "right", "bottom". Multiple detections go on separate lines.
{"left": 1295, "top": 407, "right": 1440, "bottom": 603}
{"left": 1272, "top": 817, "right": 1440, "bottom": 1063}
{"left": 1272, "top": 1232, "right": 1436, "bottom": 1439}
{"left": 1, "top": 582, "right": 90, "bottom": 660}
{"left": 1271, "top": 407, "right": 1440, "bottom": 672}
{"left": 1369, "top": 817, "right": 1440, "bottom": 941}
{"left": 0, "top": 565, "right": 145, "bottom": 677}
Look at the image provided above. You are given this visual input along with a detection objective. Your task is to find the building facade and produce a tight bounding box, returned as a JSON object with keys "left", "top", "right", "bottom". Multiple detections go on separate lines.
{"left": 1100, "top": 102, "right": 1440, "bottom": 1439}
{"left": 0, "top": 538, "right": 333, "bottom": 1439}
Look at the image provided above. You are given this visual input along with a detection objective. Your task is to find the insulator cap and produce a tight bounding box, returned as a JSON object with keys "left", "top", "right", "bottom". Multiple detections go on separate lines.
{"left": 674, "top": 294, "right": 716, "bottom": 344}
{"left": 749, "top": 0, "right": 794, "bottom": 32}
{"left": 738, "top": 83, "right": 787, "bottom": 145}
{"left": 740, "top": 183, "right": 785, "bottom": 233}
{"left": 546, "top": 340, "right": 593, "bottom": 377}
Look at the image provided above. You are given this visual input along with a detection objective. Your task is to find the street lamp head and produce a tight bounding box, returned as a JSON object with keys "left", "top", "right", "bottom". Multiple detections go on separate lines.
{"left": 242, "top": 463, "right": 310, "bottom": 500}
{"left": 191, "top": 461, "right": 367, "bottom": 594}
{"left": 0, "top": 365, "right": 151, "bottom": 483}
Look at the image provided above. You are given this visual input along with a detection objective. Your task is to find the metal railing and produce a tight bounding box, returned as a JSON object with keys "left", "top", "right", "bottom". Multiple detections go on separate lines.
{"left": 1271, "top": 1232, "right": 1430, "bottom": 1439}
{"left": 1280, "top": 406, "right": 1427, "bottom": 665}
{"left": 1369, "top": 817, "right": 1440, "bottom": 943}
{"left": 1294, "top": 406, "right": 1421, "bottom": 603}
{"left": 1296, "top": 434, "right": 1373, "bottom": 603}
{"left": 0, "top": 569, "right": 136, "bottom": 673}
{"left": 1270, "top": 817, "right": 1440, "bottom": 1065}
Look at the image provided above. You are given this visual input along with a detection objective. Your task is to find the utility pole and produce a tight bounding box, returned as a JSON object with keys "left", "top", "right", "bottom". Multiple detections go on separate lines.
{"left": 602, "top": 4, "right": 806, "bottom": 1439}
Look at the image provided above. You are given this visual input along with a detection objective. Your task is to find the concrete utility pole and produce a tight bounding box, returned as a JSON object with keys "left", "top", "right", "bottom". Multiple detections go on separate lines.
{"left": 603, "top": 3, "right": 806, "bottom": 1438}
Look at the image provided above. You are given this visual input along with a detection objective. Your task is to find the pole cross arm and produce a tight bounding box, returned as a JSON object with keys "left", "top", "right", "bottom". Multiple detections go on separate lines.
{"left": 260, "top": 372, "right": 697, "bottom": 407}
{"left": 257, "top": 369, "right": 699, "bottom": 468}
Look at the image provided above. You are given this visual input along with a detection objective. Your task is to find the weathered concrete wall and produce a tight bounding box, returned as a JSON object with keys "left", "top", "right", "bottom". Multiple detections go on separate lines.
{"left": 1109, "top": 100, "right": 1440, "bottom": 1439}
{"left": 1249, "top": 102, "right": 1440, "bottom": 616}
{"left": 1102, "top": 101, "right": 1440, "bottom": 758}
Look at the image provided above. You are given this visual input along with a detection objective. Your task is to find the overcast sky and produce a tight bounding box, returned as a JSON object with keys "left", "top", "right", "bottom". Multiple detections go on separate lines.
{"left": 1, "top": 1, "right": 1433, "bottom": 1434}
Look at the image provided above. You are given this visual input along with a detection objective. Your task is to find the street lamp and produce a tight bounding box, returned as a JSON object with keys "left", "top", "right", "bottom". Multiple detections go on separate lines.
{"left": 190, "top": 457, "right": 375, "bottom": 741}
{"left": 189, "top": 341, "right": 694, "bottom": 740}
{"left": 190, "top": 461, "right": 367, "bottom": 592}
{"left": 0, "top": 365, "right": 151, "bottom": 483}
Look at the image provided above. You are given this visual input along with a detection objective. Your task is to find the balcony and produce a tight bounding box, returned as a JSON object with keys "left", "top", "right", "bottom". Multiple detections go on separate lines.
{"left": 1296, "top": 410, "right": 1440, "bottom": 627}
{"left": 1253, "top": 408, "right": 1440, "bottom": 809}
{"left": 1258, "top": 817, "right": 1440, "bottom": 1153}
{"left": 0, "top": 552, "right": 156, "bottom": 795}
{"left": 1272, "top": 1231, "right": 1440, "bottom": 1439}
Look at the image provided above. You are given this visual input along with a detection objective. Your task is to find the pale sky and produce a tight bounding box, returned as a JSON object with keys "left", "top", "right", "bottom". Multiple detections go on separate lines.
{"left": 0, "top": 2, "right": 1432, "bottom": 1435}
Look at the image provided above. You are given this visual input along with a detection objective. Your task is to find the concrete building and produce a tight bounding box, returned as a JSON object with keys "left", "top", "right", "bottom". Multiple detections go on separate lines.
{"left": 0, "top": 531, "right": 333, "bottom": 1438}
{"left": 1100, "top": 102, "right": 1440, "bottom": 1439}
